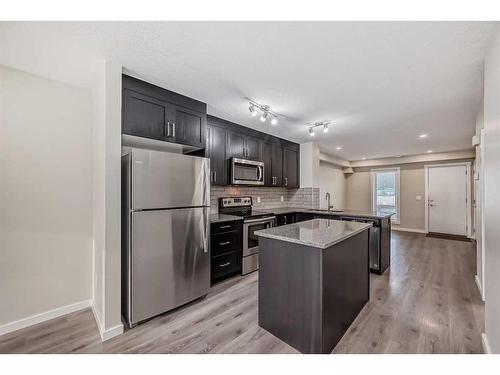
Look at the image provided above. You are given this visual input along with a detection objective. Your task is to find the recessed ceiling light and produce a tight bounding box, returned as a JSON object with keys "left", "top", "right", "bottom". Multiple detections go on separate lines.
{"left": 427, "top": 150, "right": 433, "bottom": 153}
{"left": 362, "top": 157, "right": 366, "bottom": 160}
{"left": 419, "top": 134, "right": 428, "bottom": 139}
{"left": 336, "top": 146, "right": 342, "bottom": 150}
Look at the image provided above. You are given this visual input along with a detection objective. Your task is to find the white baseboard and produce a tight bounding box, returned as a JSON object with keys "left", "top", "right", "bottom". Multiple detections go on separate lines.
{"left": 392, "top": 226, "right": 427, "bottom": 234}
{"left": 0, "top": 300, "right": 91, "bottom": 336}
{"left": 482, "top": 333, "right": 491, "bottom": 354}
{"left": 475, "top": 275, "right": 485, "bottom": 301}
{"left": 91, "top": 303, "right": 124, "bottom": 342}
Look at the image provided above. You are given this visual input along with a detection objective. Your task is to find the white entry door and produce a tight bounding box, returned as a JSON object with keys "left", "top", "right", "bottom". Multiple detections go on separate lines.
{"left": 427, "top": 164, "right": 469, "bottom": 236}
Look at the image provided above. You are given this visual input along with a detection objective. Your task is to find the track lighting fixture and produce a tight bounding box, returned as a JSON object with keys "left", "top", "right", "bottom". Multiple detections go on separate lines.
{"left": 247, "top": 100, "right": 279, "bottom": 125}
{"left": 249, "top": 105, "right": 258, "bottom": 117}
{"left": 307, "top": 121, "right": 332, "bottom": 137}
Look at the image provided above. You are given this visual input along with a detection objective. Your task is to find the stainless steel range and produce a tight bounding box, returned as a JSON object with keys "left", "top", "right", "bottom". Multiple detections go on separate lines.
{"left": 218, "top": 197, "right": 276, "bottom": 275}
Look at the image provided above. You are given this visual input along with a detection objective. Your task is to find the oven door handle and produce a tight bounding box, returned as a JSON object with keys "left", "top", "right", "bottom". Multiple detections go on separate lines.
{"left": 244, "top": 216, "right": 276, "bottom": 224}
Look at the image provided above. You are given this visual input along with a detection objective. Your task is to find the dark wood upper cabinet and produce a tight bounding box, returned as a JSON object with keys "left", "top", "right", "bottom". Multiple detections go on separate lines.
{"left": 261, "top": 142, "right": 274, "bottom": 187}
{"left": 283, "top": 147, "right": 299, "bottom": 188}
{"left": 272, "top": 145, "right": 284, "bottom": 186}
{"left": 227, "top": 131, "right": 246, "bottom": 159}
{"left": 122, "top": 75, "right": 207, "bottom": 149}
{"left": 245, "top": 135, "right": 260, "bottom": 161}
{"left": 122, "top": 90, "right": 169, "bottom": 140}
{"left": 172, "top": 105, "right": 206, "bottom": 147}
{"left": 207, "top": 125, "right": 227, "bottom": 185}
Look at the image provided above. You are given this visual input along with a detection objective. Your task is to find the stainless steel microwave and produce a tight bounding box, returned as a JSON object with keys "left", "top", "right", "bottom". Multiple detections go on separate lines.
{"left": 231, "top": 158, "right": 264, "bottom": 185}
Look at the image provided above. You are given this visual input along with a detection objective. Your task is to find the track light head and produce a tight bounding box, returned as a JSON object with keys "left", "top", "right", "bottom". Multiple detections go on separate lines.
{"left": 270, "top": 117, "right": 278, "bottom": 125}
{"left": 260, "top": 111, "right": 268, "bottom": 122}
{"left": 323, "top": 123, "right": 329, "bottom": 133}
{"left": 249, "top": 105, "right": 258, "bottom": 117}
{"left": 309, "top": 127, "right": 315, "bottom": 136}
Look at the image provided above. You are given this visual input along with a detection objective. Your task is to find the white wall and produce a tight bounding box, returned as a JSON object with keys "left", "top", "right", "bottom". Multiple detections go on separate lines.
{"left": 91, "top": 59, "right": 123, "bottom": 340}
{"left": 0, "top": 65, "right": 93, "bottom": 328}
{"left": 474, "top": 100, "right": 485, "bottom": 300}
{"left": 482, "top": 25, "right": 500, "bottom": 354}
{"left": 318, "top": 162, "right": 346, "bottom": 209}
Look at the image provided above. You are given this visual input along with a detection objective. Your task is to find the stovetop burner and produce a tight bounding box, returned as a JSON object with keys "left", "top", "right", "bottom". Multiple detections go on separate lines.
{"left": 218, "top": 197, "right": 275, "bottom": 220}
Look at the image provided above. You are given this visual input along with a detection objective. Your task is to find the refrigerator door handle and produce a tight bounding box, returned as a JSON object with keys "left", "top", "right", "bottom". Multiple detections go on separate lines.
{"left": 203, "top": 207, "right": 209, "bottom": 253}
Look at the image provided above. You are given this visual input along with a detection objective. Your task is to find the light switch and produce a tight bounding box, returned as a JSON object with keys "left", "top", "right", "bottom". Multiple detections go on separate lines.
{"left": 416, "top": 195, "right": 422, "bottom": 201}
{"left": 257, "top": 197, "right": 261, "bottom": 203}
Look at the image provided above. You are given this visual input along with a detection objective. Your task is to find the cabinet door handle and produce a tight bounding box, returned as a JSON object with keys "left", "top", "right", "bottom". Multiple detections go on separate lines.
{"left": 219, "top": 224, "right": 230, "bottom": 229}
{"left": 213, "top": 171, "right": 217, "bottom": 182}
{"left": 219, "top": 241, "right": 231, "bottom": 246}
{"left": 219, "top": 262, "right": 231, "bottom": 267}
{"left": 165, "top": 121, "right": 171, "bottom": 137}
{"left": 172, "top": 122, "right": 176, "bottom": 137}
{"left": 284, "top": 216, "right": 287, "bottom": 224}
{"left": 284, "top": 177, "right": 288, "bottom": 186}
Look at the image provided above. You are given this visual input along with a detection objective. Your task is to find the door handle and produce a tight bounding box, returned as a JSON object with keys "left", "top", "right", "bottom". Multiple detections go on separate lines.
{"left": 257, "top": 165, "right": 263, "bottom": 182}
{"left": 219, "top": 241, "right": 231, "bottom": 246}
{"left": 219, "top": 224, "right": 231, "bottom": 229}
{"left": 284, "top": 177, "right": 288, "bottom": 186}
{"left": 165, "top": 121, "right": 171, "bottom": 137}
{"left": 219, "top": 262, "right": 231, "bottom": 267}
{"left": 213, "top": 171, "right": 217, "bottom": 183}
{"left": 172, "top": 122, "right": 176, "bottom": 137}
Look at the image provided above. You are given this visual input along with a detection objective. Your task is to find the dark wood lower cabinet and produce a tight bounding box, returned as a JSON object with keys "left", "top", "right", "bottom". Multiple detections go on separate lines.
{"left": 210, "top": 220, "right": 243, "bottom": 284}
{"left": 258, "top": 230, "right": 370, "bottom": 354}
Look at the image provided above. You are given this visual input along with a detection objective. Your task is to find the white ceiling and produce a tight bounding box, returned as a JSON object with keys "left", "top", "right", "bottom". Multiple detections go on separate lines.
{"left": 1, "top": 21, "right": 496, "bottom": 160}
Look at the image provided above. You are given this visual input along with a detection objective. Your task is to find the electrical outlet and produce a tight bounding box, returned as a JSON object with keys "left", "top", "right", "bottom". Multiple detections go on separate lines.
{"left": 280, "top": 196, "right": 284, "bottom": 202}
{"left": 257, "top": 196, "right": 261, "bottom": 203}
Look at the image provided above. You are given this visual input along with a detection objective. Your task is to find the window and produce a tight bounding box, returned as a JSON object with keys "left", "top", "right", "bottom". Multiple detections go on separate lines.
{"left": 371, "top": 168, "right": 400, "bottom": 223}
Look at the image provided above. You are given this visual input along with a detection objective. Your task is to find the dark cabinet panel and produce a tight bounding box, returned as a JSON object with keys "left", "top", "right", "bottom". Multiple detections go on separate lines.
{"left": 261, "top": 142, "right": 273, "bottom": 187}
{"left": 283, "top": 148, "right": 299, "bottom": 188}
{"left": 122, "top": 75, "right": 207, "bottom": 149}
{"left": 276, "top": 213, "right": 294, "bottom": 226}
{"left": 272, "top": 145, "right": 284, "bottom": 186}
{"left": 172, "top": 105, "right": 206, "bottom": 147}
{"left": 207, "top": 125, "right": 227, "bottom": 185}
{"left": 227, "top": 132, "right": 246, "bottom": 159}
{"left": 246, "top": 135, "right": 260, "bottom": 160}
{"left": 122, "top": 90, "right": 169, "bottom": 140}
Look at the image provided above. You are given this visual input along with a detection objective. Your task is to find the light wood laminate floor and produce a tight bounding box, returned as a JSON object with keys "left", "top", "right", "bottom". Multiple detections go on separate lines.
{"left": 0, "top": 232, "right": 484, "bottom": 354}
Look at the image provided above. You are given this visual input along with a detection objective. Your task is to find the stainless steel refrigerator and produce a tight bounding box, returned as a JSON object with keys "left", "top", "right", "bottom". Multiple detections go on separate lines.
{"left": 121, "top": 148, "right": 210, "bottom": 328}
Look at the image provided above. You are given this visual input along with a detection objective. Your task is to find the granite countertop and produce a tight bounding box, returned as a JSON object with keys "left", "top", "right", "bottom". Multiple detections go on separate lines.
{"left": 210, "top": 213, "right": 243, "bottom": 223}
{"left": 265, "top": 207, "right": 394, "bottom": 219}
{"left": 255, "top": 218, "right": 372, "bottom": 249}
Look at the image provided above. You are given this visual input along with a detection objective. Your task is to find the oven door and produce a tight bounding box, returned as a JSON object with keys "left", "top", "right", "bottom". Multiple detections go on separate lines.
{"left": 243, "top": 216, "right": 276, "bottom": 257}
{"left": 231, "top": 158, "right": 264, "bottom": 185}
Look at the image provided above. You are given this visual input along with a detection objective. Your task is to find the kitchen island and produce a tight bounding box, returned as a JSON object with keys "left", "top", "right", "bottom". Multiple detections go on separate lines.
{"left": 261, "top": 207, "right": 393, "bottom": 274}
{"left": 255, "top": 218, "right": 372, "bottom": 354}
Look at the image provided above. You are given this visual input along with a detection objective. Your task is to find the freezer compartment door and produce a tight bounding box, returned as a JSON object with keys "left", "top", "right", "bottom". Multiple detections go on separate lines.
{"left": 131, "top": 148, "right": 210, "bottom": 210}
{"left": 129, "top": 207, "right": 210, "bottom": 325}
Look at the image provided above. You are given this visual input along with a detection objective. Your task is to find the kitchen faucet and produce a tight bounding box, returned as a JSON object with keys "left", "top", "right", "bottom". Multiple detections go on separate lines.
{"left": 325, "top": 192, "right": 334, "bottom": 211}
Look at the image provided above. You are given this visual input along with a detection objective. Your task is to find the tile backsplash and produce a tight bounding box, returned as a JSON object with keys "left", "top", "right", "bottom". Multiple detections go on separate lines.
{"left": 210, "top": 186, "right": 319, "bottom": 212}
